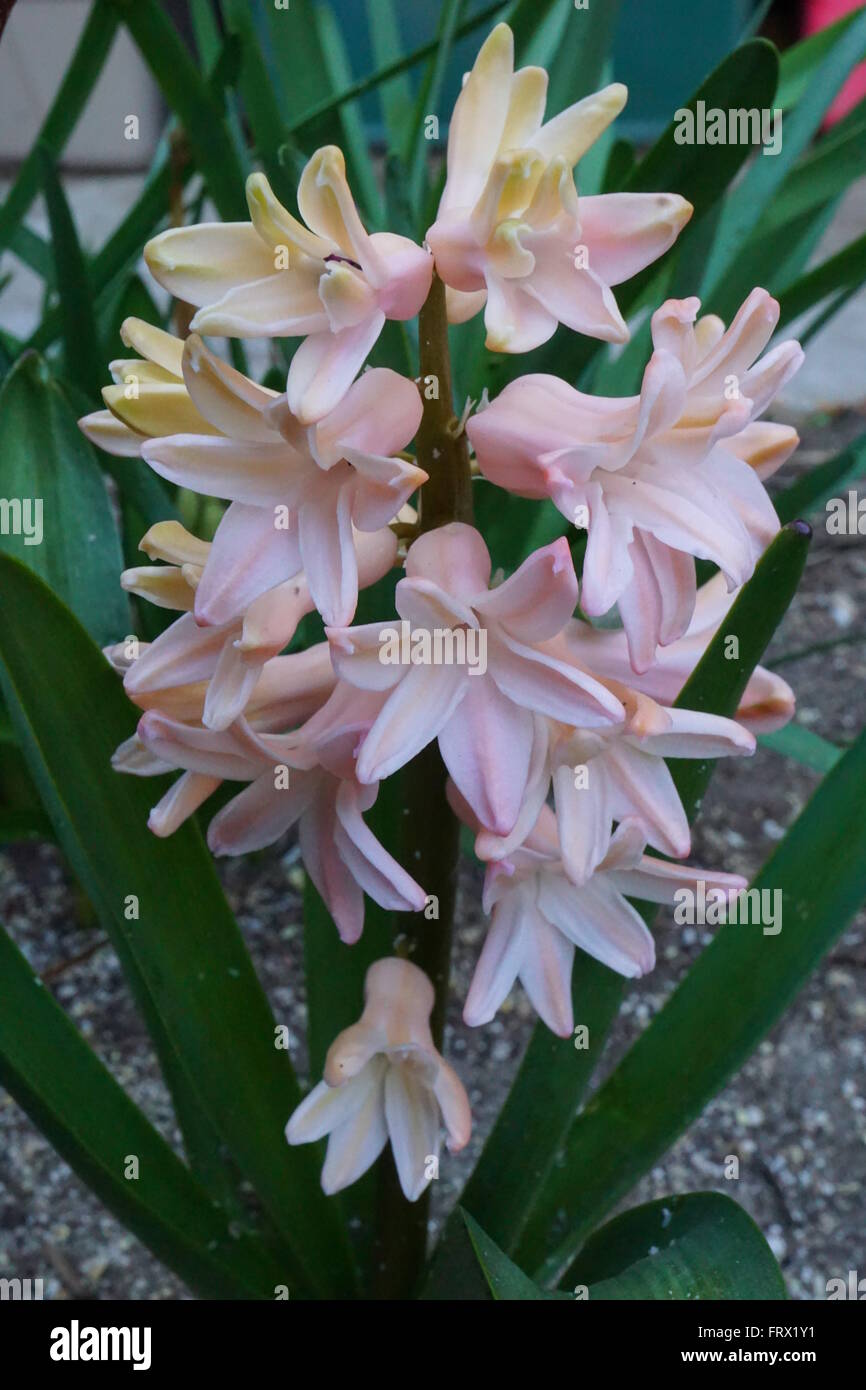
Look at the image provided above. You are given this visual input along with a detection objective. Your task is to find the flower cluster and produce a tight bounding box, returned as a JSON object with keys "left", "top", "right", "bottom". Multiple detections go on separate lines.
{"left": 81, "top": 22, "right": 800, "bottom": 1203}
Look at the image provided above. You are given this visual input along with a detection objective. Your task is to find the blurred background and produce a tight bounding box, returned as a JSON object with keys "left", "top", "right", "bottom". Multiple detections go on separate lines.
{"left": 0, "top": 0, "right": 864, "bottom": 1300}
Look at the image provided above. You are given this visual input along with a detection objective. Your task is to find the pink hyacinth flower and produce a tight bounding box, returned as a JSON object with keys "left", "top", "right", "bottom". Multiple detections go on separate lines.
{"left": 327, "top": 522, "right": 624, "bottom": 837}
{"left": 134, "top": 676, "right": 427, "bottom": 944}
{"left": 119, "top": 520, "right": 397, "bottom": 732}
{"left": 456, "top": 798, "right": 746, "bottom": 1037}
{"left": 426, "top": 22, "right": 691, "bottom": 350}
{"left": 144, "top": 153, "right": 433, "bottom": 422}
{"left": 467, "top": 288, "right": 804, "bottom": 671}
{"left": 135, "top": 334, "right": 424, "bottom": 628}
{"left": 286, "top": 958, "right": 471, "bottom": 1199}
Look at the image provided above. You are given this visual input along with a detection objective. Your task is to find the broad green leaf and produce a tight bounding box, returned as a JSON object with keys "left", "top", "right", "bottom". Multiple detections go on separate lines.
{"left": 105, "top": 0, "right": 247, "bottom": 221}
{"left": 528, "top": 703, "right": 866, "bottom": 1286}
{"left": 39, "top": 150, "right": 103, "bottom": 402}
{"left": 0, "top": 557, "right": 356, "bottom": 1298}
{"left": 569, "top": 1193, "right": 786, "bottom": 1300}
{"left": 220, "top": 0, "right": 297, "bottom": 209}
{"left": 0, "top": 922, "right": 284, "bottom": 1299}
{"left": 701, "top": 9, "right": 866, "bottom": 309}
{"left": 0, "top": 354, "right": 129, "bottom": 648}
{"left": 0, "top": 1, "right": 118, "bottom": 253}
{"left": 760, "top": 725, "right": 842, "bottom": 775}
{"left": 456, "top": 1210, "right": 570, "bottom": 1300}
{"left": 440, "top": 525, "right": 810, "bottom": 1266}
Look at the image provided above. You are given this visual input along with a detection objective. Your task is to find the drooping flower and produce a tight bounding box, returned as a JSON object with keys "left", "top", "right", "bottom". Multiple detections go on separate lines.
{"left": 132, "top": 676, "right": 427, "bottom": 942}
{"left": 557, "top": 571, "right": 796, "bottom": 734}
{"left": 118, "top": 518, "right": 397, "bottom": 731}
{"left": 426, "top": 22, "right": 692, "bottom": 350}
{"left": 467, "top": 288, "right": 804, "bottom": 670}
{"left": 109, "top": 641, "right": 336, "bottom": 836}
{"left": 453, "top": 796, "right": 746, "bottom": 1037}
{"left": 90, "top": 328, "right": 424, "bottom": 628}
{"left": 286, "top": 957, "right": 471, "bottom": 1199}
{"left": 471, "top": 683, "right": 755, "bottom": 885}
{"left": 327, "top": 522, "right": 625, "bottom": 837}
{"left": 143, "top": 151, "right": 433, "bottom": 422}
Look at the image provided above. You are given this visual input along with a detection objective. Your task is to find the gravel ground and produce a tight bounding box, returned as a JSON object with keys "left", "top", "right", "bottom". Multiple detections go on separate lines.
{"left": 1, "top": 412, "right": 865, "bottom": 1302}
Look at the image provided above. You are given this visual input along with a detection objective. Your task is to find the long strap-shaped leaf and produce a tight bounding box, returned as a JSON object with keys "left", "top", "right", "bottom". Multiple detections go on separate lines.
{"left": 0, "top": 1, "right": 118, "bottom": 254}
{"left": 426, "top": 524, "right": 810, "bottom": 1282}
{"left": 0, "top": 924, "right": 284, "bottom": 1299}
{"left": 0, "top": 556, "right": 355, "bottom": 1298}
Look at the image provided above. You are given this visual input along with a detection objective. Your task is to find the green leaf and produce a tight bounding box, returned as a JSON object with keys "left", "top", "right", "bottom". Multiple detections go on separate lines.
{"left": 528, "top": 682, "right": 866, "bottom": 1289}
{"left": 701, "top": 10, "right": 866, "bottom": 310}
{"left": 0, "top": 921, "right": 284, "bottom": 1299}
{"left": 569, "top": 1193, "right": 786, "bottom": 1300}
{"left": 404, "top": 0, "right": 465, "bottom": 219}
{"left": 0, "top": 353, "right": 130, "bottom": 648}
{"left": 38, "top": 150, "right": 103, "bottom": 402}
{"left": 105, "top": 0, "right": 247, "bottom": 221}
{"left": 776, "top": 230, "right": 866, "bottom": 333}
{"left": 759, "top": 725, "right": 842, "bottom": 775}
{"left": 367, "top": 0, "right": 414, "bottom": 151}
{"left": 313, "top": 4, "right": 383, "bottom": 225}
{"left": 666, "top": 524, "right": 811, "bottom": 820}
{"left": 0, "top": 1, "right": 119, "bottom": 254}
{"left": 0, "top": 557, "right": 356, "bottom": 1298}
{"left": 459, "top": 1210, "right": 571, "bottom": 1300}
{"left": 774, "top": 432, "right": 866, "bottom": 525}
{"left": 776, "top": 3, "right": 866, "bottom": 111}
{"left": 442, "top": 526, "right": 810, "bottom": 1269}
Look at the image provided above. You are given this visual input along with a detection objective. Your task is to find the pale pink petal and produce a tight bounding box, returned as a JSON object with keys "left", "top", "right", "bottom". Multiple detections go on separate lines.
{"left": 327, "top": 620, "right": 408, "bottom": 691}
{"left": 286, "top": 1063, "right": 383, "bottom": 1146}
{"left": 142, "top": 434, "right": 301, "bottom": 507}
{"left": 384, "top": 1063, "right": 441, "bottom": 1201}
{"left": 552, "top": 757, "right": 614, "bottom": 885}
{"left": 316, "top": 368, "right": 422, "bottom": 459}
{"left": 208, "top": 767, "right": 317, "bottom": 854}
{"left": 604, "top": 742, "right": 691, "bottom": 858}
{"left": 463, "top": 897, "right": 528, "bottom": 1028}
{"left": 320, "top": 1079, "right": 389, "bottom": 1194}
{"left": 287, "top": 314, "right": 386, "bottom": 425}
{"left": 299, "top": 785, "right": 366, "bottom": 942}
{"left": 578, "top": 193, "right": 693, "bottom": 286}
{"left": 355, "top": 663, "right": 468, "bottom": 783}
{"left": 333, "top": 781, "right": 427, "bottom": 913}
{"left": 473, "top": 537, "right": 577, "bottom": 641}
{"left": 489, "top": 627, "right": 624, "bottom": 726}
{"left": 148, "top": 771, "right": 221, "bottom": 837}
{"left": 519, "top": 915, "right": 575, "bottom": 1037}
{"left": 538, "top": 871, "right": 655, "bottom": 977}
{"left": 405, "top": 523, "right": 492, "bottom": 599}
{"left": 438, "top": 674, "right": 535, "bottom": 836}
{"left": 298, "top": 480, "right": 358, "bottom": 626}
{"left": 195, "top": 502, "right": 301, "bottom": 627}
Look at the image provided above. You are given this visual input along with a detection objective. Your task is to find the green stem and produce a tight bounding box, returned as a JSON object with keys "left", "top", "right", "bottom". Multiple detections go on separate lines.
{"left": 371, "top": 271, "right": 473, "bottom": 1299}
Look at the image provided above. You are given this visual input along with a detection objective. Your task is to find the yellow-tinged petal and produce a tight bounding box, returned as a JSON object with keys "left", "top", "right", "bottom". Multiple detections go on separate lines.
{"left": 144, "top": 224, "right": 278, "bottom": 305}
{"left": 182, "top": 334, "right": 280, "bottom": 442}
{"left": 498, "top": 65, "right": 548, "bottom": 154}
{"left": 318, "top": 263, "right": 378, "bottom": 331}
{"left": 78, "top": 408, "right": 144, "bottom": 457}
{"left": 120, "top": 317, "right": 185, "bottom": 378}
{"left": 533, "top": 81, "right": 627, "bottom": 167}
{"left": 102, "top": 382, "right": 219, "bottom": 439}
{"left": 109, "top": 358, "right": 178, "bottom": 387}
{"left": 139, "top": 520, "right": 211, "bottom": 568}
{"left": 442, "top": 22, "right": 515, "bottom": 212}
{"left": 298, "top": 146, "right": 378, "bottom": 274}
{"left": 245, "top": 171, "right": 328, "bottom": 260}
{"left": 120, "top": 566, "right": 196, "bottom": 611}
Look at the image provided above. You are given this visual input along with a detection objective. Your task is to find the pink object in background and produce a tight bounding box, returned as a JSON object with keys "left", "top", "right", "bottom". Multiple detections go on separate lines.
{"left": 804, "top": 0, "right": 866, "bottom": 125}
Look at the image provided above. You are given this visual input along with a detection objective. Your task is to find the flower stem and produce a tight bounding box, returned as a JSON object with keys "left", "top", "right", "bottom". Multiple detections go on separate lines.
{"left": 371, "top": 270, "right": 473, "bottom": 1299}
